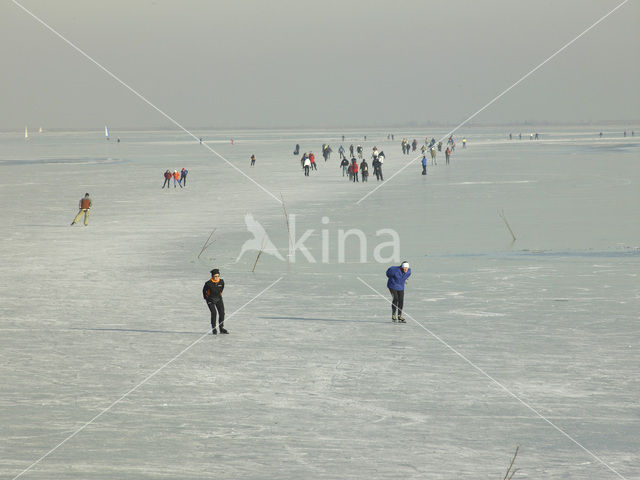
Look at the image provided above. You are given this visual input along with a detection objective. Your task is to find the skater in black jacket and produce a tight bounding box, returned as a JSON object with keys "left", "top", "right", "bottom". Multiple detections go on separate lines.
{"left": 360, "top": 159, "right": 369, "bottom": 182}
{"left": 203, "top": 269, "right": 227, "bottom": 334}
{"left": 340, "top": 157, "right": 349, "bottom": 177}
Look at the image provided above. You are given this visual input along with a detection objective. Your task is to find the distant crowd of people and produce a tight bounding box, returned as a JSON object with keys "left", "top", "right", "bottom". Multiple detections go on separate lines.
{"left": 71, "top": 133, "right": 466, "bottom": 227}
{"left": 294, "top": 134, "right": 463, "bottom": 181}
{"left": 597, "top": 131, "right": 634, "bottom": 138}
{"left": 510, "top": 133, "right": 540, "bottom": 140}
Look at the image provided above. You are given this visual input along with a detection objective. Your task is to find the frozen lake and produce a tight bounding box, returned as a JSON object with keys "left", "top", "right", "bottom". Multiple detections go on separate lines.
{"left": 1, "top": 127, "right": 639, "bottom": 479}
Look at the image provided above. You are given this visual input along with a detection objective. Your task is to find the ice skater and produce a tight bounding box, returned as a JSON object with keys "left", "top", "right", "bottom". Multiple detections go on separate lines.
{"left": 421, "top": 155, "right": 427, "bottom": 175}
{"left": 180, "top": 168, "right": 188, "bottom": 186}
{"left": 203, "top": 268, "right": 227, "bottom": 334}
{"left": 173, "top": 170, "right": 182, "bottom": 188}
{"left": 250, "top": 154, "right": 256, "bottom": 167}
{"left": 162, "top": 169, "right": 172, "bottom": 188}
{"left": 303, "top": 155, "right": 311, "bottom": 176}
{"left": 376, "top": 151, "right": 385, "bottom": 180}
{"left": 71, "top": 193, "right": 92, "bottom": 226}
{"left": 340, "top": 157, "right": 349, "bottom": 177}
{"left": 386, "top": 261, "right": 411, "bottom": 322}
{"left": 322, "top": 145, "right": 332, "bottom": 161}
{"left": 350, "top": 158, "right": 359, "bottom": 182}
{"left": 360, "top": 159, "right": 369, "bottom": 182}
{"left": 372, "top": 157, "right": 381, "bottom": 180}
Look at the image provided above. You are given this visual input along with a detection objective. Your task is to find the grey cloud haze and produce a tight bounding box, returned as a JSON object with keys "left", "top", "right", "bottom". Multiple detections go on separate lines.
{"left": 2, "top": 0, "right": 639, "bottom": 130}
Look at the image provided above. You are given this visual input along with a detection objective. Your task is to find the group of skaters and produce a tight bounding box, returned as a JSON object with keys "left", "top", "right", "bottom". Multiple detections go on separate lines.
{"left": 510, "top": 133, "right": 540, "bottom": 140}
{"left": 296, "top": 142, "right": 387, "bottom": 182}
{"left": 300, "top": 151, "right": 319, "bottom": 176}
{"left": 295, "top": 134, "right": 466, "bottom": 180}
{"left": 162, "top": 168, "right": 188, "bottom": 188}
{"left": 338, "top": 144, "right": 365, "bottom": 160}
{"left": 401, "top": 138, "right": 418, "bottom": 154}
{"left": 198, "top": 259, "right": 412, "bottom": 336}
{"left": 299, "top": 145, "right": 335, "bottom": 175}
{"left": 597, "top": 131, "right": 634, "bottom": 138}
{"left": 419, "top": 136, "right": 457, "bottom": 172}
{"left": 339, "top": 146, "right": 385, "bottom": 182}
{"left": 509, "top": 131, "right": 635, "bottom": 140}
{"left": 404, "top": 135, "right": 460, "bottom": 175}
{"left": 402, "top": 135, "right": 462, "bottom": 160}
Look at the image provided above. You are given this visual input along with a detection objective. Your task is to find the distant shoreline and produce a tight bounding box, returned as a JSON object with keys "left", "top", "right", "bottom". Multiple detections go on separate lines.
{"left": 2, "top": 121, "right": 639, "bottom": 135}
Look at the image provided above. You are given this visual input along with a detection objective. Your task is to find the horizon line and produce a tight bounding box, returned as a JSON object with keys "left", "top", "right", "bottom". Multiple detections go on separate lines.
{"left": 3, "top": 119, "right": 639, "bottom": 134}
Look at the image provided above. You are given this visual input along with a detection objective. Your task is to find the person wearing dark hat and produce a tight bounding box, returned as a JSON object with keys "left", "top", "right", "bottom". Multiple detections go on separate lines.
{"left": 203, "top": 269, "right": 227, "bottom": 334}
{"left": 71, "top": 193, "right": 92, "bottom": 226}
{"left": 386, "top": 261, "right": 411, "bottom": 323}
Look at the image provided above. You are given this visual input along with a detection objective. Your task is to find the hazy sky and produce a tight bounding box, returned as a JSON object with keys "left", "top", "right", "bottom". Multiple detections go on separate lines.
{"left": 2, "top": 0, "right": 638, "bottom": 130}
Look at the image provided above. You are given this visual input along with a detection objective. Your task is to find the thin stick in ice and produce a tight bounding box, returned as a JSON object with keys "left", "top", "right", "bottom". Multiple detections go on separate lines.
{"left": 498, "top": 209, "right": 516, "bottom": 242}
{"left": 197, "top": 228, "right": 217, "bottom": 259}
{"left": 502, "top": 445, "right": 520, "bottom": 480}
{"left": 251, "top": 236, "right": 267, "bottom": 273}
{"left": 281, "top": 192, "right": 293, "bottom": 255}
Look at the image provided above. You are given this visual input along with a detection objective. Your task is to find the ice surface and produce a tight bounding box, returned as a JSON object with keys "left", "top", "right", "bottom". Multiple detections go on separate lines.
{"left": 1, "top": 127, "right": 638, "bottom": 479}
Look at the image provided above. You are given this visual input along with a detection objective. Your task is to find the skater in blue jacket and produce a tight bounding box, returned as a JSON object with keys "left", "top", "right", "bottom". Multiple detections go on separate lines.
{"left": 386, "top": 261, "right": 411, "bottom": 322}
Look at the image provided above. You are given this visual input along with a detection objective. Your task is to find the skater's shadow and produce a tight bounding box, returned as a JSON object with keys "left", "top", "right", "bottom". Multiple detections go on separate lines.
{"left": 70, "top": 327, "right": 203, "bottom": 335}
{"left": 261, "top": 316, "right": 381, "bottom": 324}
